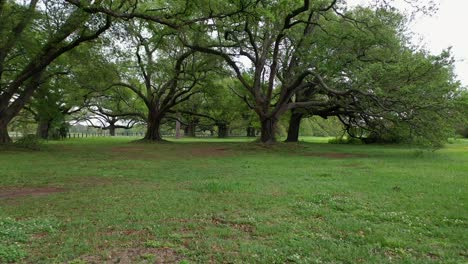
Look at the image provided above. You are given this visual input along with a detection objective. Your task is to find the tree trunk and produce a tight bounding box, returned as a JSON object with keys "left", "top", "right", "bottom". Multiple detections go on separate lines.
{"left": 36, "top": 119, "right": 51, "bottom": 139}
{"left": 260, "top": 117, "right": 277, "bottom": 143}
{"left": 217, "top": 123, "right": 229, "bottom": 138}
{"left": 144, "top": 111, "right": 163, "bottom": 141}
{"left": 0, "top": 120, "right": 11, "bottom": 144}
{"left": 185, "top": 123, "right": 196, "bottom": 137}
{"left": 285, "top": 111, "right": 304, "bottom": 142}
{"left": 175, "top": 120, "right": 181, "bottom": 139}
{"left": 0, "top": 72, "right": 42, "bottom": 144}
{"left": 109, "top": 124, "right": 116, "bottom": 136}
{"left": 246, "top": 126, "right": 256, "bottom": 137}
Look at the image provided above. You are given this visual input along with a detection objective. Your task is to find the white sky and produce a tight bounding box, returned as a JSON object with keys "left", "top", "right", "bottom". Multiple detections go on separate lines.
{"left": 348, "top": 0, "right": 468, "bottom": 87}
{"left": 411, "top": 0, "right": 468, "bottom": 86}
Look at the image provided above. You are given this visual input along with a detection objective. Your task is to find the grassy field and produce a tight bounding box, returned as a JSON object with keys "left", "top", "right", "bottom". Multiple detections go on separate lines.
{"left": 0, "top": 137, "right": 467, "bottom": 263}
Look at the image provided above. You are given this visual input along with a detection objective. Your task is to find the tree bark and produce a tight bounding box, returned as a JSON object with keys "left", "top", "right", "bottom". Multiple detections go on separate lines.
{"left": 0, "top": 120, "right": 11, "bottom": 144}
{"left": 36, "top": 119, "right": 51, "bottom": 139}
{"left": 260, "top": 117, "right": 277, "bottom": 143}
{"left": 0, "top": 72, "right": 42, "bottom": 144}
{"left": 108, "top": 123, "right": 116, "bottom": 136}
{"left": 285, "top": 111, "right": 304, "bottom": 142}
{"left": 217, "top": 123, "right": 229, "bottom": 138}
{"left": 144, "top": 111, "right": 163, "bottom": 141}
{"left": 175, "top": 119, "right": 181, "bottom": 139}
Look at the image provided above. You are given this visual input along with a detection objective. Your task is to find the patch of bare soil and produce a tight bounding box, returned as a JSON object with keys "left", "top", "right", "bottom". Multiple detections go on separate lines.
{"left": 0, "top": 187, "right": 65, "bottom": 199}
{"left": 304, "top": 152, "right": 368, "bottom": 159}
{"left": 427, "top": 252, "right": 440, "bottom": 260}
{"left": 80, "top": 248, "right": 184, "bottom": 264}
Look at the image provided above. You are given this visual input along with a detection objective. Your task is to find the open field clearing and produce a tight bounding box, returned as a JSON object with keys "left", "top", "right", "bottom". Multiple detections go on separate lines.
{"left": 0, "top": 138, "right": 467, "bottom": 263}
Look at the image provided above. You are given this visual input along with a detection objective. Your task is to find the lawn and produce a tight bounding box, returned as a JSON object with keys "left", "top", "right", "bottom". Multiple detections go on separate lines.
{"left": 0, "top": 137, "right": 467, "bottom": 263}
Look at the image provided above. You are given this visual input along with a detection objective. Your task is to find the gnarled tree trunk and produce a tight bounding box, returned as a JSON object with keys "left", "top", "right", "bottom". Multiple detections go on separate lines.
{"left": 144, "top": 110, "right": 163, "bottom": 141}
{"left": 0, "top": 73, "right": 42, "bottom": 144}
{"left": 285, "top": 111, "right": 304, "bottom": 142}
{"left": 260, "top": 117, "right": 277, "bottom": 144}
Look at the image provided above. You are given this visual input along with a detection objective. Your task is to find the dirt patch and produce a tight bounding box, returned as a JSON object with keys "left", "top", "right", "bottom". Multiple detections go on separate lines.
{"left": 0, "top": 187, "right": 65, "bottom": 199}
{"left": 304, "top": 152, "right": 368, "bottom": 159}
{"left": 189, "top": 147, "right": 230, "bottom": 157}
{"left": 427, "top": 252, "right": 439, "bottom": 260}
{"left": 32, "top": 232, "right": 49, "bottom": 240}
{"left": 79, "top": 248, "right": 184, "bottom": 264}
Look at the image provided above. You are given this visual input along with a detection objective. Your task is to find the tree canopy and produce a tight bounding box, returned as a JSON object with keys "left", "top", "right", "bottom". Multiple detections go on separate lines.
{"left": 0, "top": 0, "right": 464, "bottom": 146}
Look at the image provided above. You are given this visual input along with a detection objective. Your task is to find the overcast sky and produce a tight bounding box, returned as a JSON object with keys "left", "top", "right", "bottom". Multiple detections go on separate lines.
{"left": 348, "top": 0, "right": 468, "bottom": 86}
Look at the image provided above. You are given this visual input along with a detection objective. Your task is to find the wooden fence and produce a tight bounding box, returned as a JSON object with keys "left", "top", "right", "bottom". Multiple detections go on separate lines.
{"left": 9, "top": 132, "right": 244, "bottom": 139}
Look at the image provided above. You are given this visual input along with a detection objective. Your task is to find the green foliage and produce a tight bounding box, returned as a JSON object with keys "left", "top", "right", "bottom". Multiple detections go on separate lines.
{"left": 328, "top": 136, "right": 363, "bottom": 145}
{"left": 456, "top": 127, "right": 468, "bottom": 138}
{"left": 300, "top": 117, "right": 343, "bottom": 137}
{"left": 0, "top": 0, "right": 111, "bottom": 144}
{"left": 454, "top": 89, "right": 468, "bottom": 138}
{"left": 144, "top": 240, "right": 162, "bottom": 248}
{"left": 312, "top": 9, "right": 461, "bottom": 147}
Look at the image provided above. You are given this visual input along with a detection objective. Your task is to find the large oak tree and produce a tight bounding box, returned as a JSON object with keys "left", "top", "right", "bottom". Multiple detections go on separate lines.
{"left": 0, "top": 0, "right": 111, "bottom": 143}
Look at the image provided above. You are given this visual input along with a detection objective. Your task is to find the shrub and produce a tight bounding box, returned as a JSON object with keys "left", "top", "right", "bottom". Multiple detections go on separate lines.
{"left": 13, "top": 134, "right": 43, "bottom": 150}
{"left": 362, "top": 132, "right": 405, "bottom": 144}
{"left": 456, "top": 126, "right": 468, "bottom": 138}
{"left": 328, "top": 136, "right": 362, "bottom": 144}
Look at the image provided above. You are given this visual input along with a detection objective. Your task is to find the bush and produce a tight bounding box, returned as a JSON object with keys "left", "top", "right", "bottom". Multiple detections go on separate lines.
{"left": 362, "top": 132, "right": 405, "bottom": 144}
{"left": 328, "top": 136, "right": 362, "bottom": 144}
{"left": 456, "top": 126, "right": 468, "bottom": 138}
{"left": 13, "top": 134, "right": 43, "bottom": 150}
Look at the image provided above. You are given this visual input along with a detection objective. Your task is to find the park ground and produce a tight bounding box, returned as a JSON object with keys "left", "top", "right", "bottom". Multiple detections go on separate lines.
{"left": 0, "top": 137, "right": 467, "bottom": 263}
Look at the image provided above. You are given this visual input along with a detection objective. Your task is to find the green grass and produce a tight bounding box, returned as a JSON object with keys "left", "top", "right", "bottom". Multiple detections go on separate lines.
{"left": 0, "top": 137, "right": 467, "bottom": 263}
